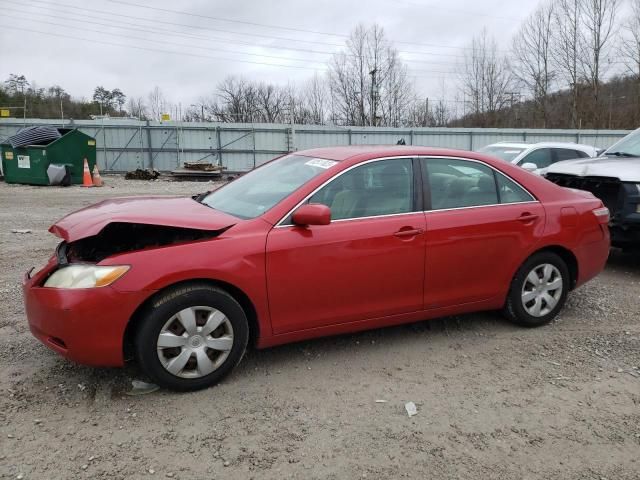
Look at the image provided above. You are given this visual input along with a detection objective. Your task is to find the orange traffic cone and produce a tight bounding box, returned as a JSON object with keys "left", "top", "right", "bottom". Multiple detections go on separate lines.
{"left": 92, "top": 164, "right": 103, "bottom": 187}
{"left": 81, "top": 158, "right": 93, "bottom": 187}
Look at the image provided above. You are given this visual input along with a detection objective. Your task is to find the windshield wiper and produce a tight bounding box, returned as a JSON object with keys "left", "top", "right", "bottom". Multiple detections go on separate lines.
{"left": 606, "top": 151, "right": 636, "bottom": 157}
{"left": 192, "top": 191, "right": 211, "bottom": 203}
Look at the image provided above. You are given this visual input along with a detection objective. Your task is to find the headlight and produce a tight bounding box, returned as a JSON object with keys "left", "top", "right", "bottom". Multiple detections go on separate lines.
{"left": 44, "top": 265, "right": 129, "bottom": 289}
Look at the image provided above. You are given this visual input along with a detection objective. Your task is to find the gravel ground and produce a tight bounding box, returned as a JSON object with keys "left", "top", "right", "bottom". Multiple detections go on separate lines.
{"left": 1, "top": 176, "right": 639, "bottom": 480}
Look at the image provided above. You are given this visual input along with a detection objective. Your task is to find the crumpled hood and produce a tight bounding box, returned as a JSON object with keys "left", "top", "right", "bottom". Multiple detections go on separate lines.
{"left": 546, "top": 156, "right": 640, "bottom": 182}
{"left": 49, "top": 196, "right": 238, "bottom": 242}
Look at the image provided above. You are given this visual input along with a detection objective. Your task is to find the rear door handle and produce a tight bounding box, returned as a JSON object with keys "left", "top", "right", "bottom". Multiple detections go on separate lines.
{"left": 393, "top": 228, "right": 424, "bottom": 238}
{"left": 517, "top": 213, "right": 539, "bottom": 222}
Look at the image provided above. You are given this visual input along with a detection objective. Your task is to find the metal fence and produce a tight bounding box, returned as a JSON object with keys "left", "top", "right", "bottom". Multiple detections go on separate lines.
{"left": 0, "top": 118, "right": 631, "bottom": 172}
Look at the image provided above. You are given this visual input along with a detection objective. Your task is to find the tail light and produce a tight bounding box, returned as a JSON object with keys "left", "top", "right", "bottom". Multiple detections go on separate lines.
{"left": 592, "top": 206, "right": 610, "bottom": 224}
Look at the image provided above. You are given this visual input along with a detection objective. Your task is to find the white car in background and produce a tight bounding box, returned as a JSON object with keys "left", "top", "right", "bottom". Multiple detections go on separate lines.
{"left": 478, "top": 142, "right": 598, "bottom": 175}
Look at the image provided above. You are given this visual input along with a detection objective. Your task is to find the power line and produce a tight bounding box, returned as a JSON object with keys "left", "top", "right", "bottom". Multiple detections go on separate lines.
{"left": 107, "top": 0, "right": 348, "bottom": 38}
{"left": 0, "top": 23, "right": 458, "bottom": 78}
{"left": 0, "top": 25, "right": 328, "bottom": 71}
{"left": 0, "top": 5, "right": 465, "bottom": 67}
{"left": 10, "top": 0, "right": 481, "bottom": 58}
{"left": 1, "top": 13, "right": 327, "bottom": 66}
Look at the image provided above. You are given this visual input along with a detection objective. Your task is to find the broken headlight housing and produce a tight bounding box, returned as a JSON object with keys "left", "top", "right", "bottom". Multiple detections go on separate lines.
{"left": 44, "top": 265, "right": 129, "bottom": 289}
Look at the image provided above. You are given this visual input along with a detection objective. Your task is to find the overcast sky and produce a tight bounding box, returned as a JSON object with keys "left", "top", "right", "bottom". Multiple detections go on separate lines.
{"left": 0, "top": 0, "right": 542, "bottom": 112}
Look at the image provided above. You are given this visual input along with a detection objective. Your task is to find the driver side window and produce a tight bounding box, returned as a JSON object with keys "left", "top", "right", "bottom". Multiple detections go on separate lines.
{"left": 308, "top": 158, "right": 414, "bottom": 220}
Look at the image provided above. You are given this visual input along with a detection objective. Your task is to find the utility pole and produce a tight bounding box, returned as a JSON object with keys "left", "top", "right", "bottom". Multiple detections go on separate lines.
{"left": 369, "top": 68, "right": 377, "bottom": 127}
{"left": 425, "top": 97, "right": 429, "bottom": 127}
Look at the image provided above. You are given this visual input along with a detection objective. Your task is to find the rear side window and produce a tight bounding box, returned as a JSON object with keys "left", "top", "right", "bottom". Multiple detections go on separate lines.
{"left": 423, "top": 158, "right": 498, "bottom": 210}
{"left": 553, "top": 148, "right": 582, "bottom": 162}
{"left": 574, "top": 149, "right": 590, "bottom": 158}
{"left": 423, "top": 158, "right": 535, "bottom": 210}
{"left": 496, "top": 173, "right": 535, "bottom": 203}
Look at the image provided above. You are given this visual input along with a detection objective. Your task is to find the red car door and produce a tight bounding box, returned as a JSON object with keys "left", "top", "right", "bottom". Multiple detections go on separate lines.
{"left": 266, "top": 158, "right": 426, "bottom": 334}
{"left": 422, "top": 157, "right": 545, "bottom": 308}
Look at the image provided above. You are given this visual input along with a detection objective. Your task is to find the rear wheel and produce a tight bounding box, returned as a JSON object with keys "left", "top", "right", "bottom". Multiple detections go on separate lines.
{"left": 135, "top": 284, "right": 249, "bottom": 391}
{"left": 504, "top": 252, "right": 569, "bottom": 327}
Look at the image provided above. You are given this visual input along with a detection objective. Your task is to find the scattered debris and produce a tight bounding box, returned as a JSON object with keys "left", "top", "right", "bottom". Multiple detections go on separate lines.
{"left": 375, "top": 399, "right": 387, "bottom": 403}
{"left": 77, "top": 383, "right": 86, "bottom": 391}
{"left": 126, "top": 380, "right": 160, "bottom": 396}
{"left": 183, "top": 161, "right": 222, "bottom": 172}
{"left": 11, "top": 229, "right": 31, "bottom": 234}
{"left": 547, "top": 361, "right": 561, "bottom": 366}
{"left": 405, "top": 402, "right": 418, "bottom": 417}
{"left": 171, "top": 162, "right": 224, "bottom": 180}
{"left": 125, "top": 169, "right": 160, "bottom": 180}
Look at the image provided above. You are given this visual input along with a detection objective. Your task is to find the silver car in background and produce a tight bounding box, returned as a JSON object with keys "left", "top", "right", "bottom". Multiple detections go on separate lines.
{"left": 478, "top": 142, "right": 598, "bottom": 175}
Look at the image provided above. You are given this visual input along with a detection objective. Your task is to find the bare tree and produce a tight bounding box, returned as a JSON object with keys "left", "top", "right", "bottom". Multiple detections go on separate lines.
{"left": 622, "top": 0, "right": 640, "bottom": 123}
{"left": 209, "top": 76, "right": 258, "bottom": 122}
{"left": 301, "top": 73, "right": 328, "bottom": 124}
{"left": 552, "top": 0, "right": 586, "bottom": 127}
{"left": 255, "top": 82, "right": 288, "bottom": 123}
{"left": 328, "top": 24, "right": 415, "bottom": 126}
{"left": 127, "top": 96, "right": 147, "bottom": 119}
{"left": 579, "top": 0, "right": 620, "bottom": 125}
{"left": 147, "top": 86, "right": 167, "bottom": 121}
{"left": 460, "top": 29, "right": 513, "bottom": 126}
{"left": 512, "top": 1, "right": 556, "bottom": 127}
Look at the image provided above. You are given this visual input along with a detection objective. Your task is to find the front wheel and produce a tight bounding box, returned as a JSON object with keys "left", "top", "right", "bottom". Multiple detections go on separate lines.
{"left": 503, "top": 252, "right": 570, "bottom": 327}
{"left": 135, "top": 284, "right": 249, "bottom": 391}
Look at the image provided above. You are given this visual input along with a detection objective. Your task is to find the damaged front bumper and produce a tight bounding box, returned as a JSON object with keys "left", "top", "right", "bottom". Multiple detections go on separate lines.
{"left": 546, "top": 175, "right": 640, "bottom": 248}
{"left": 23, "top": 258, "right": 150, "bottom": 367}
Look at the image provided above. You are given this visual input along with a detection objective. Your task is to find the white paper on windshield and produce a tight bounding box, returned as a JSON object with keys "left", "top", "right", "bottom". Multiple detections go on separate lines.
{"left": 504, "top": 150, "right": 522, "bottom": 154}
{"left": 305, "top": 158, "right": 337, "bottom": 169}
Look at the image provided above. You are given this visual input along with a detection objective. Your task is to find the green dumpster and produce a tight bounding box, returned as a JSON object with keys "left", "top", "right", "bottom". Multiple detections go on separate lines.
{"left": 1, "top": 128, "right": 96, "bottom": 185}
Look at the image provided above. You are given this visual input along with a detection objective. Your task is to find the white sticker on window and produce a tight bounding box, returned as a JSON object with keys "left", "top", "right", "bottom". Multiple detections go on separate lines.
{"left": 504, "top": 150, "right": 522, "bottom": 154}
{"left": 305, "top": 158, "right": 337, "bottom": 169}
{"left": 17, "top": 155, "right": 30, "bottom": 169}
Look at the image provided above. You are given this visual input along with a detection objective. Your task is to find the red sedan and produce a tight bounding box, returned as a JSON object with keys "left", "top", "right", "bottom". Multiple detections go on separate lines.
{"left": 23, "top": 146, "right": 610, "bottom": 390}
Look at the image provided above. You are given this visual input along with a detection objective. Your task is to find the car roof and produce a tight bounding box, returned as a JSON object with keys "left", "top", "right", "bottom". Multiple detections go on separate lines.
{"left": 485, "top": 141, "right": 595, "bottom": 151}
{"left": 296, "top": 145, "right": 492, "bottom": 162}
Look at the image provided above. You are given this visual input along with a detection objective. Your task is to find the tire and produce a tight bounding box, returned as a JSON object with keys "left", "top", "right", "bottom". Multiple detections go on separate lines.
{"left": 135, "top": 283, "right": 249, "bottom": 391}
{"left": 503, "top": 252, "right": 570, "bottom": 327}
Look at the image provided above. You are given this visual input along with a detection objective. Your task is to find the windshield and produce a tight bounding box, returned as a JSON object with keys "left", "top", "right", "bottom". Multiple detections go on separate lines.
{"left": 605, "top": 128, "right": 640, "bottom": 157}
{"left": 479, "top": 146, "right": 526, "bottom": 162}
{"left": 200, "top": 154, "right": 338, "bottom": 219}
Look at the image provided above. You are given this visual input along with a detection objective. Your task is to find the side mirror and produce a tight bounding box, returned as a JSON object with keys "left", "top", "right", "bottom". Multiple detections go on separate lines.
{"left": 521, "top": 162, "right": 538, "bottom": 172}
{"left": 292, "top": 203, "right": 331, "bottom": 226}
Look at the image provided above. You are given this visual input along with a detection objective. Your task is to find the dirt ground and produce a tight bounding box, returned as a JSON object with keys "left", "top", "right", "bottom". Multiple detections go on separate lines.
{"left": 0, "top": 175, "right": 639, "bottom": 480}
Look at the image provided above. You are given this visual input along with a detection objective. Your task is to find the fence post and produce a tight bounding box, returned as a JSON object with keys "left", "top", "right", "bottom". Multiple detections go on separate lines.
{"left": 145, "top": 120, "right": 153, "bottom": 170}
{"left": 216, "top": 126, "right": 222, "bottom": 168}
{"left": 252, "top": 126, "right": 256, "bottom": 168}
{"left": 348, "top": 129, "right": 352, "bottom": 145}
{"left": 523, "top": 131, "right": 527, "bottom": 142}
{"left": 468, "top": 131, "right": 474, "bottom": 150}
{"left": 410, "top": 129, "right": 414, "bottom": 145}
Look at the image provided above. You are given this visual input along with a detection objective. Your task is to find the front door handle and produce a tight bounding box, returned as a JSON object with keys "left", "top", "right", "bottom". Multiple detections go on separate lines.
{"left": 393, "top": 228, "right": 424, "bottom": 238}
